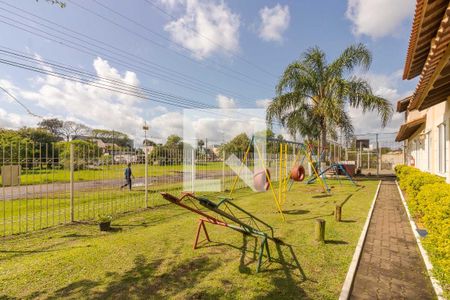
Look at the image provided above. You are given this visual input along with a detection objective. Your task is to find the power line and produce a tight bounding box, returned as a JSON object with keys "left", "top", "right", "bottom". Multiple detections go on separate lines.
{"left": 0, "top": 85, "right": 42, "bottom": 118}
{"left": 0, "top": 1, "right": 273, "bottom": 102}
{"left": 0, "top": 47, "right": 213, "bottom": 109}
{"left": 0, "top": 54, "right": 276, "bottom": 125}
{"left": 65, "top": 0, "right": 273, "bottom": 90}
{"left": 0, "top": 12, "right": 249, "bottom": 100}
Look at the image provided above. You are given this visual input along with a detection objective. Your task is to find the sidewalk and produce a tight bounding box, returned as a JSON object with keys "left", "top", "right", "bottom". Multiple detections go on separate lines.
{"left": 350, "top": 180, "right": 435, "bottom": 299}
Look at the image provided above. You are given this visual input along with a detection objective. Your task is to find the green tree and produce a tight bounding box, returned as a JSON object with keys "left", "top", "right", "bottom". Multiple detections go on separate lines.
{"left": 165, "top": 135, "right": 183, "bottom": 149}
{"left": 38, "top": 118, "right": 63, "bottom": 138}
{"left": 92, "top": 129, "right": 132, "bottom": 148}
{"left": 56, "top": 140, "right": 100, "bottom": 169}
{"left": 60, "top": 121, "right": 91, "bottom": 141}
{"left": 143, "top": 139, "right": 156, "bottom": 146}
{"left": 0, "top": 130, "right": 31, "bottom": 166}
{"left": 18, "top": 127, "right": 59, "bottom": 145}
{"left": 267, "top": 44, "right": 393, "bottom": 148}
{"left": 197, "top": 139, "right": 205, "bottom": 149}
{"left": 220, "top": 133, "right": 251, "bottom": 155}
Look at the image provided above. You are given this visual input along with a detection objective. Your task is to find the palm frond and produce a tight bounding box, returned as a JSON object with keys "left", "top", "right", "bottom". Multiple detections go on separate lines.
{"left": 328, "top": 43, "right": 372, "bottom": 77}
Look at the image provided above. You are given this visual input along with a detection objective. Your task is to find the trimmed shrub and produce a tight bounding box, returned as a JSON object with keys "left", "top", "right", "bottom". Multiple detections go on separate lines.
{"left": 395, "top": 165, "right": 421, "bottom": 187}
{"left": 395, "top": 165, "right": 450, "bottom": 296}
{"left": 403, "top": 172, "right": 445, "bottom": 202}
{"left": 415, "top": 183, "right": 450, "bottom": 227}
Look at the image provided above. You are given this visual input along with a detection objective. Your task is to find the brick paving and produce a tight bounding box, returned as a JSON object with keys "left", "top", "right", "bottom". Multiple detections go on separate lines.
{"left": 350, "top": 180, "right": 435, "bottom": 300}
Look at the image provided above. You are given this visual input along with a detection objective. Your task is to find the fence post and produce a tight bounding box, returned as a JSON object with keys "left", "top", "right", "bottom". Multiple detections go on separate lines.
{"left": 222, "top": 150, "right": 225, "bottom": 192}
{"left": 376, "top": 133, "right": 380, "bottom": 176}
{"left": 144, "top": 147, "right": 149, "bottom": 208}
{"left": 69, "top": 143, "right": 74, "bottom": 222}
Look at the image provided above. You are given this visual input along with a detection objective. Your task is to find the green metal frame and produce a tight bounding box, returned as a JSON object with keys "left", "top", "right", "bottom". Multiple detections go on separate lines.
{"left": 161, "top": 192, "right": 280, "bottom": 273}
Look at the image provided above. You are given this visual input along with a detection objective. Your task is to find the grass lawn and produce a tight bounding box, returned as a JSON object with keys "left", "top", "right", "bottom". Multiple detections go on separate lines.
{"left": 1, "top": 176, "right": 245, "bottom": 236}
{"left": 0, "top": 179, "right": 378, "bottom": 299}
{"left": 0, "top": 162, "right": 225, "bottom": 186}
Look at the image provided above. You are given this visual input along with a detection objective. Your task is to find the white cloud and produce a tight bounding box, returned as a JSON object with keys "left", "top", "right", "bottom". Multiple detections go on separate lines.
{"left": 149, "top": 111, "right": 184, "bottom": 141}
{"left": 255, "top": 98, "right": 272, "bottom": 108}
{"left": 159, "top": 0, "right": 185, "bottom": 10}
{"left": 258, "top": 4, "right": 290, "bottom": 42}
{"left": 346, "top": 0, "right": 415, "bottom": 38}
{"left": 0, "top": 108, "right": 36, "bottom": 129}
{"left": 183, "top": 109, "right": 267, "bottom": 145}
{"left": 348, "top": 70, "right": 412, "bottom": 134}
{"left": 216, "top": 94, "right": 236, "bottom": 108}
{"left": 164, "top": 0, "right": 240, "bottom": 59}
{"left": 16, "top": 57, "right": 147, "bottom": 136}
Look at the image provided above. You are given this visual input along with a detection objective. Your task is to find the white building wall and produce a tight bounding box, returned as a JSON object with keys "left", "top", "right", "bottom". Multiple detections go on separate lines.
{"left": 405, "top": 99, "right": 450, "bottom": 183}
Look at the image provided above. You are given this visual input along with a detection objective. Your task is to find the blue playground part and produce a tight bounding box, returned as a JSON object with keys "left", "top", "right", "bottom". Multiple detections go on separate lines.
{"left": 306, "top": 163, "right": 357, "bottom": 187}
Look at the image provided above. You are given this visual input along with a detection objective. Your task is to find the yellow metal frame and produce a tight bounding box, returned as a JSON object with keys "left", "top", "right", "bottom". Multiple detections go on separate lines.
{"left": 228, "top": 137, "right": 286, "bottom": 221}
{"left": 228, "top": 138, "right": 328, "bottom": 221}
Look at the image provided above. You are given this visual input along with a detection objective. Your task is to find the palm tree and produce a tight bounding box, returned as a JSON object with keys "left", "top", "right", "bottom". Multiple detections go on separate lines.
{"left": 267, "top": 44, "right": 393, "bottom": 149}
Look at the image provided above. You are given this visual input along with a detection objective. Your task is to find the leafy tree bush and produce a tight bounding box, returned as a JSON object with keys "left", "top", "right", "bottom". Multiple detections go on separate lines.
{"left": 56, "top": 140, "right": 100, "bottom": 170}
{"left": 395, "top": 165, "right": 450, "bottom": 296}
{"left": 403, "top": 172, "right": 444, "bottom": 200}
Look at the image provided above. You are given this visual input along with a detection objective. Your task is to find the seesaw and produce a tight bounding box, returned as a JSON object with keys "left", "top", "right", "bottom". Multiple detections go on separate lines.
{"left": 160, "top": 192, "right": 282, "bottom": 272}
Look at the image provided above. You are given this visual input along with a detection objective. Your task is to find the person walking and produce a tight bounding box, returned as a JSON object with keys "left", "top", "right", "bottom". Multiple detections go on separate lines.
{"left": 120, "top": 163, "right": 134, "bottom": 190}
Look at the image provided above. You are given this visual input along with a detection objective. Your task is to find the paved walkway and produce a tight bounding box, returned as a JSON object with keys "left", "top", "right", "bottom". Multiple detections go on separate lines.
{"left": 350, "top": 180, "right": 435, "bottom": 299}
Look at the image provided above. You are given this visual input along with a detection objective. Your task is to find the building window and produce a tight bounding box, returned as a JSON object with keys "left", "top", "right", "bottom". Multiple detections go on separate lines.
{"left": 438, "top": 123, "right": 446, "bottom": 174}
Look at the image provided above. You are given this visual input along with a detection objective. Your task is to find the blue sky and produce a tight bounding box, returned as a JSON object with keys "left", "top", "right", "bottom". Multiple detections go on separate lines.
{"left": 0, "top": 0, "right": 417, "bottom": 143}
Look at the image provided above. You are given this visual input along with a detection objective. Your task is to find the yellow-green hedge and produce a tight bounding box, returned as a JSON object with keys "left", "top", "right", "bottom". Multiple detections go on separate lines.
{"left": 395, "top": 165, "right": 449, "bottom": 296}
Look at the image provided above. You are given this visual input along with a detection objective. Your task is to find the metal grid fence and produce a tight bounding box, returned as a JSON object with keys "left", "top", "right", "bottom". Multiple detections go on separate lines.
{"left": 0, "top": 136, "right": 400, "bottom": 236}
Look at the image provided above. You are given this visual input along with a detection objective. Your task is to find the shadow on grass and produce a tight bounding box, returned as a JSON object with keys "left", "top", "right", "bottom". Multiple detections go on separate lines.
{"left": 196, "top": 232, "right": 308, "bottom": 291}
{"left": 45, "top": 255, "right": 221, "bottom": 299}
{"left": 105, "top": 227, "right": 123, "bottom": 233}
{"left": 282, "top": 209, "right": 310, "bottom": 215}
{"left": 0, "top": 243, "right": 91, "bottom": 262}
{"left": 256, "top": 243, "right": 309, "bottom": 299}
{"left": 324, "top": 240, "right": 348, "bottom": 245}
{"left": 60, "top": 233, "right": 91, "bottom": 238}
{"left": 312, "top": 194, "right": 332, "bottom": 199}
{"left": 299, "top": 212, "right": 334, "bottom": 221}
{"left": 339, "top": 194, "right": 353, "bottom": 207}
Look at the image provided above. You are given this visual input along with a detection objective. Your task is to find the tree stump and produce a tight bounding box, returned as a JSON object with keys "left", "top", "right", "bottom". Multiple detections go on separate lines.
{"left": 315, "top": 219, "right": 325, "bottom": 243}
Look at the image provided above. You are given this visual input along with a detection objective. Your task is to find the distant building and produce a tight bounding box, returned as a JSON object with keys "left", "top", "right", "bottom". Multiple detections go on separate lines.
{"left": 381, "top": 150, "right": 403, "bottom": 170}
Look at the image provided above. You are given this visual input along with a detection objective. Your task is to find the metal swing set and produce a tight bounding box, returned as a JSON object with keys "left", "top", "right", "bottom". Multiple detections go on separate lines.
{"left": 227, "top": 136, "right": 330, "bottom": 221}
{"left": 304, "top": 143, "right": 358, "bottom": 189}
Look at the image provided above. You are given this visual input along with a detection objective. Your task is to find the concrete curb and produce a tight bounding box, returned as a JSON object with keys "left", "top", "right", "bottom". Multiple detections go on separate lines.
{"left": 339, "top": 180, "right": 382, "bottom": 300}
{"left": 395, "top": 181, "right": 445, "bottom": 300}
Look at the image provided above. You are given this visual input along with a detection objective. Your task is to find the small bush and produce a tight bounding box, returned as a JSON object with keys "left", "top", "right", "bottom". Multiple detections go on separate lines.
{"left": 395, "top": 165, "right": 421, "bottom": 189}
{"left": 395, "top": 165, "right": 450, "bottom": 296}
{"left": 403, "top": 172, "right": 445, "bottom": 201}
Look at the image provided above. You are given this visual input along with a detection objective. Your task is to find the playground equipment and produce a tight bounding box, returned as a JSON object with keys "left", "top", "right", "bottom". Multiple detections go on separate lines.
{"left": 228, "top": 135, "right": 285, "bottom": 220}
{"left": 305, "top": 143, "right": 358, "bottom": 188}
{"left": 228, "top": 136, "right": 330, "bottom": 218}
{"left": 160, "top": 192, "right": 281, "bottom": 272}
{"left": 268, "top": 138, "right": 329, "bottom": 195}
{"left": 306, "top": 163, "right": 357, "bottom": 187}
